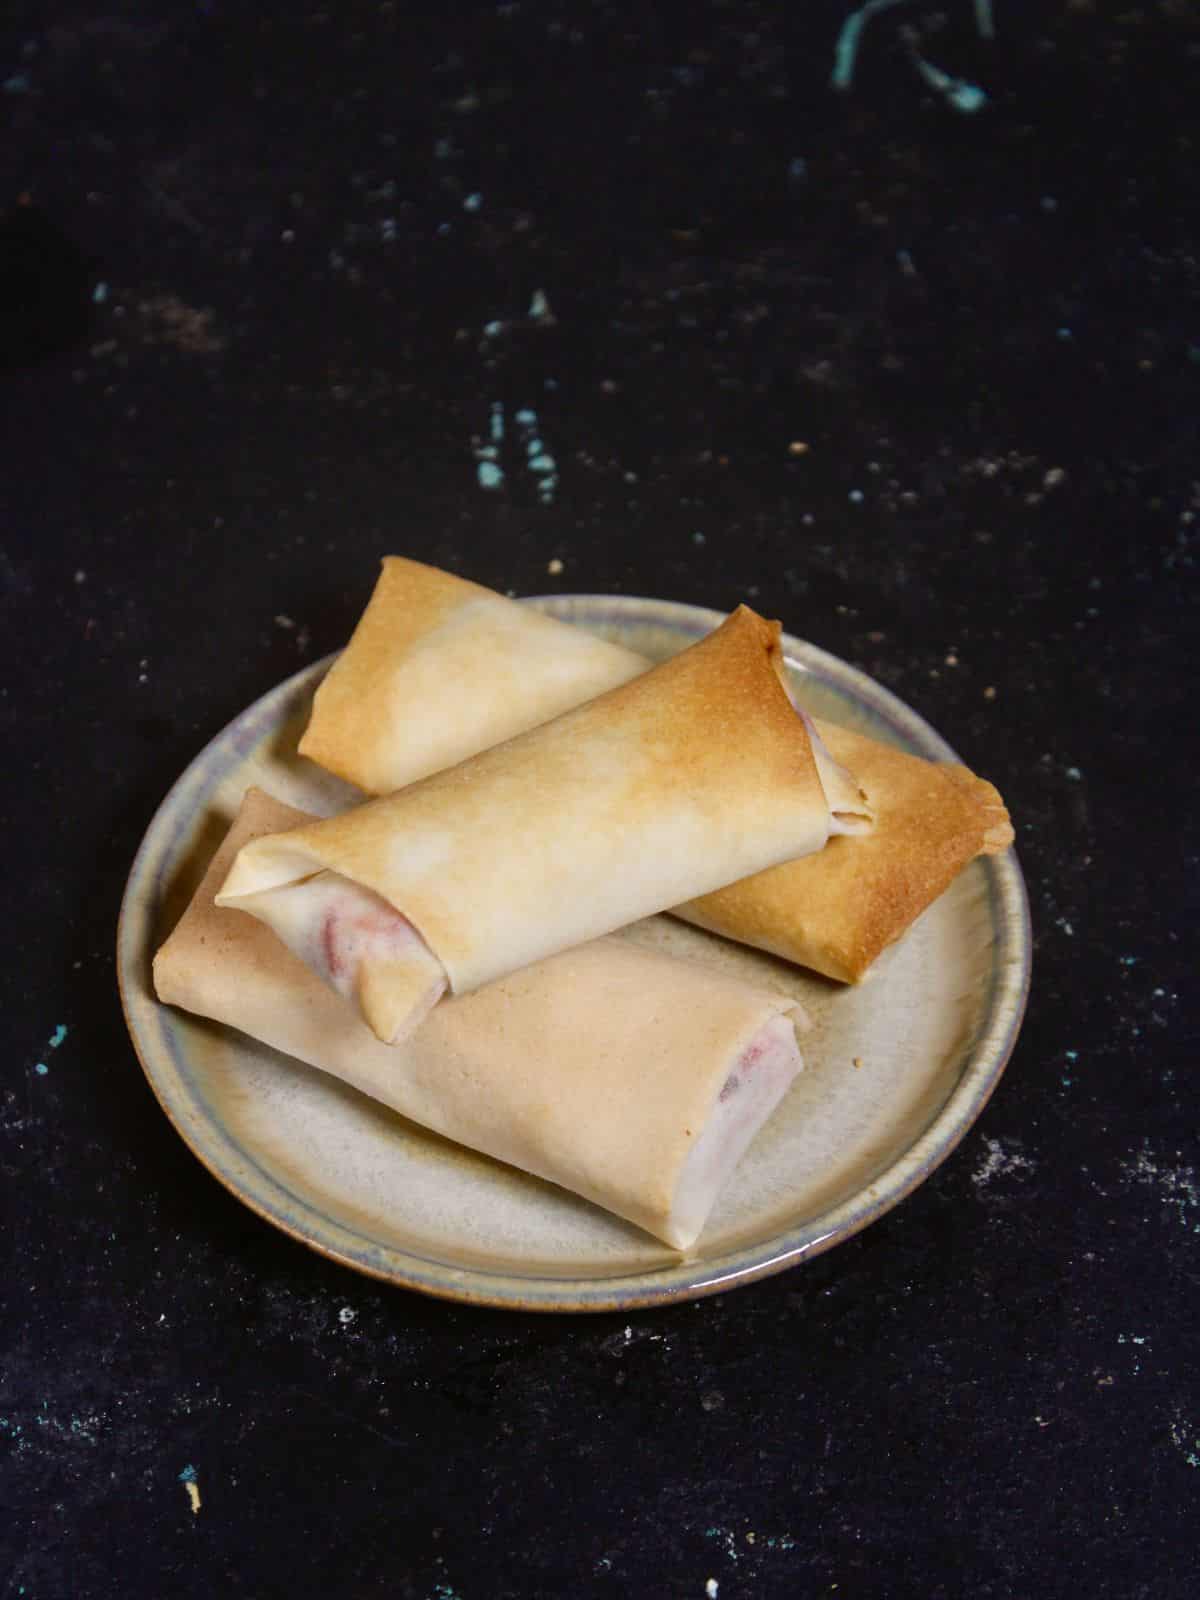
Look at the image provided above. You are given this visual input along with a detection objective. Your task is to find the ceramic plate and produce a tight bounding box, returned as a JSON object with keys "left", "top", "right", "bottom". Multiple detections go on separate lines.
{"left": 117, "top": 595, "right": 1030, "bottom": 1311}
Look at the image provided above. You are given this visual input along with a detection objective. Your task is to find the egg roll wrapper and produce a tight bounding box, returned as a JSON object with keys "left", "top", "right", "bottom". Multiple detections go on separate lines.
{"left": 677, "top": 724, "right": 1013, "bottom": 981}
{"left": 299, "top": 556, "right": 646, "bottom": 794}
{"left": 300, "top": 557, "right": 1011, "bottom": 981}
{"left": 155, "top": 789, "right": 808, "bottom": 1251}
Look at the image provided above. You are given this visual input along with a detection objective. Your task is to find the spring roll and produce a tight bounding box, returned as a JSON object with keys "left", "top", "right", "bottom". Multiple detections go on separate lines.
{"left": 300, "top": 557, "right": 1013, "bottom": 981}
{"left": 217, "top": 605, "right": 871, "bottom": 1043}
{"left": 155, "top": 788, "right": 809, "bottom": 1251}
{"left": 299, "top": 556, "right": 647, "bottom": 794}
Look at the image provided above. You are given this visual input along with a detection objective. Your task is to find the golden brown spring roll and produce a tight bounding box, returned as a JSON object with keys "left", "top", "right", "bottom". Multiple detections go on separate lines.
{"left": 217, "top": 606, "right": 871, "bottom": 1042}
{"left": 299, "top": 556, "right": 647, "bottom": 794}
{"left": 156, "top": 788, "right": 809, "bottom": 1251}
{"left": 300, "top": 557, "right": 1013, "bottom": 982}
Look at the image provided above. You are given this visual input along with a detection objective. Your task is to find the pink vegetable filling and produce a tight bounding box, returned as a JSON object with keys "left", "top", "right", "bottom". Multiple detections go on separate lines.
{"left": 310, "top": 890, "right": 445, "bottom": 1014}
{"left": 241, "top": 868, "right": 448, "bottom": 1038}
{"left": 316, "top": 901, "right": 426, "bottom": 987}
{"left": 718, "top": 1033, "right": 769, "bottom": 1102}
{"left": 670, "top": 1011, "right": 803, "bottom": 1248}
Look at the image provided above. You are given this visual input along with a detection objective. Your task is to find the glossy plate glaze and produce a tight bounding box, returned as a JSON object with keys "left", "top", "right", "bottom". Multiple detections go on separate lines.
{"left": 117, "top": 595, "right": 1031, "bottom": 1311}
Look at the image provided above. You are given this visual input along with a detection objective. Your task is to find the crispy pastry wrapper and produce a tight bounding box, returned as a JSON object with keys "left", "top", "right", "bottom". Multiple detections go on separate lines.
{"left": 299, "top": 557, "right": 647, "bottom": 793}
{"left": 217, "top": 605, "right": 870, "bottom": 1040}
{"left": 156, "top": 789, "right": 809, "bottom": 1251}
{"left": 299, "top": 557, "right": 1013, "bottom": 982}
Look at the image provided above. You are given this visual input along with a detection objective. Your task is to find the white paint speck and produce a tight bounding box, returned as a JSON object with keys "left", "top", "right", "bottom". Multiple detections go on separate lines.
{"left": 1121, "top": 1148, "right": 1199, "bottom": 1231}
{"left": 338, "top": 1306, "right": 356, "bottom": 1325}
{"left": 1169, "top": 1411, "right": 1199, "bottom": 1468}
{"left": 706, "top": 1581, "right": 719, "bottom": 1598}
{"left": 972, "top": 1137, "right": 1034, "bottom": 1189}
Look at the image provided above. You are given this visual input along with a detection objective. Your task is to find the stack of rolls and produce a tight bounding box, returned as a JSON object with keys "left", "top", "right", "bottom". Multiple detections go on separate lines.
{"left": 153, "top": 558, "right": 1013, "bottom": 1251}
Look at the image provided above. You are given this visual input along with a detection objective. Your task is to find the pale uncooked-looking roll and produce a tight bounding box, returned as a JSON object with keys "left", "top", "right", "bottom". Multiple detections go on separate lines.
{"left": 155, "top": 788, "right": 810, "bottom": 1251}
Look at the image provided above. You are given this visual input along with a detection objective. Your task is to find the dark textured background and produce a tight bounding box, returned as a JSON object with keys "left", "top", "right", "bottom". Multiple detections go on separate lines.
{"left": 2, "top": 3, "right": 1197, "bottom": 1596}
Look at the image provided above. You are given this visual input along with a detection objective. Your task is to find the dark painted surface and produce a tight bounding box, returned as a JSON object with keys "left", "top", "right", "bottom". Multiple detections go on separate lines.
{"left": 2, "top": 3, "right": 1196, "bottom": 1596}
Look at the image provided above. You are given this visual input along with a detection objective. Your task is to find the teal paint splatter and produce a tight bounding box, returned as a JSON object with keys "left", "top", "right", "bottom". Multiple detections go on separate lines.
{"left": 178, "top": 1464, "right": 198, "bottom": 1483}
{"left": 475, "top": 402, "right": 558, "bottom": 503}
{"left": 912, "top": 53, "right": 987, "bottom": 113}
{"left": 514, "top": 407, "right": 558, "bottom": 504}
{"left": 475, "top": 403, "right": 507, "bottom": 490}
{"left": 33, "top": 1022, "right": 68, "bottom": 1073}
{"left": 463, "top": 192, "right": 482, "bottom": 212}
{"left": 831, "top": 0, "right": 911, "bottom": 91}
{"left": 832, "top": 0, "right": 993, "bottom": 109}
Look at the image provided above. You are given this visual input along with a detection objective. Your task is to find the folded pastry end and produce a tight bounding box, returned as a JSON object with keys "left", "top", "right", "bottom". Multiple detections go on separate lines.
{"left": 798, "top": 709, "right": 874, "bottom": 836}
{"left": 954, "top": 770, "right": 1015, "bottom": 854}
{"left": 667, "top": 1009, "right": 803, "bottom": 1251}
{"left": 216, "top": 857, "right": 449, "bottom": 1045}
{"left": 355, "top": 947, "right": 447, "bottom": 1046}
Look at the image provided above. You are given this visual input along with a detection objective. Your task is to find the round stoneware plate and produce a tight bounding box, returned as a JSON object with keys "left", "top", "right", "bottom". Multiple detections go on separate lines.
{"left": 117, "top": 595, "right": 1030, "bottom": 1312}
